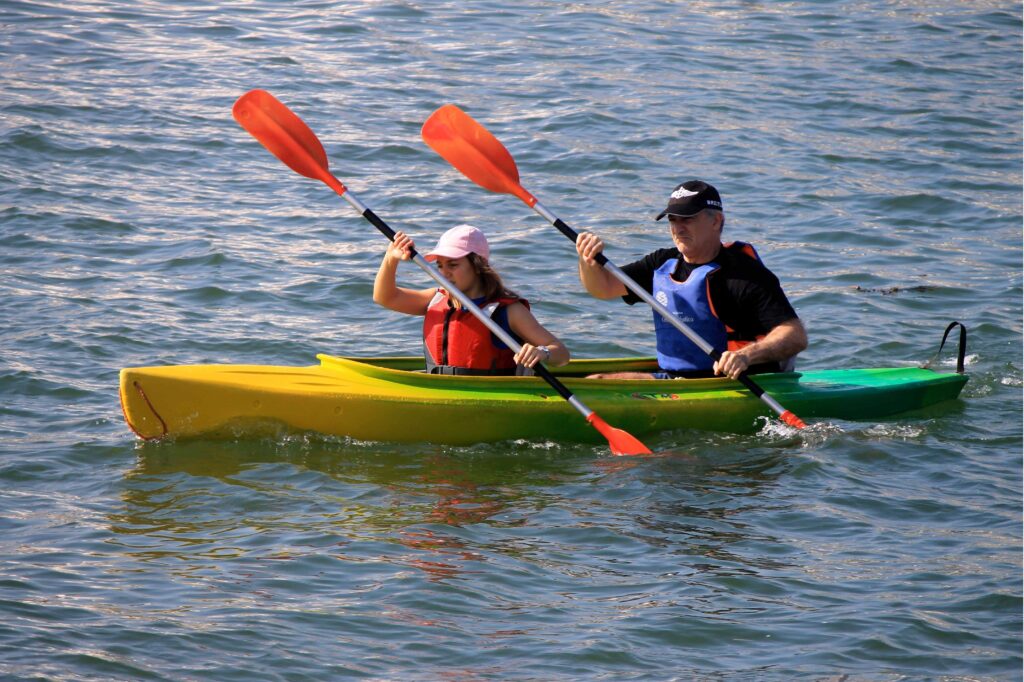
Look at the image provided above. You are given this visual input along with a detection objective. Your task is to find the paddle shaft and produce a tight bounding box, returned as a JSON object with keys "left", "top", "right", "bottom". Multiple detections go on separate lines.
{"left": 531, "top": 200, "right": 800, "bottom": 423}
{"left": 334, "top": 188, "right": 593, "bottom": 416}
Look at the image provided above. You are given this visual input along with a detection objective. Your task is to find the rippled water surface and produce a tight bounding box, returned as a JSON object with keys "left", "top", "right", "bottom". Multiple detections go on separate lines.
{"left": 1, "top": 1, "right": 1021, "bottom": 679}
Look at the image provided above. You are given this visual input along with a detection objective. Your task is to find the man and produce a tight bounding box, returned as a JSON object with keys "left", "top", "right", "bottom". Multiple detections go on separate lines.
{"left": 575, "top": 180, "right": 807, "bottom": 380}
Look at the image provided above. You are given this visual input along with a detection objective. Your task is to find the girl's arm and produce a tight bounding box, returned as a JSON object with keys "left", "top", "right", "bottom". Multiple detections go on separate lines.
{"left": 372, "top": 231, "right": 435, "bottom": 315}
{"left": 505, "top": 302, "right": 570, "bottom": 368}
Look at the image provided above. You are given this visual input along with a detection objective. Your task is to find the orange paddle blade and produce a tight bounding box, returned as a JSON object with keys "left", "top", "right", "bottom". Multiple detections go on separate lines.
{"left": 779, "top": 411, "right": 807, "bottom": 429}
{"left": 421, "top": 104, "right": 536, "bottom": 205}
{"left": 233, "top": 90, "right": 341, "bottom": 190}
{"left": 587, "top": 414, "right": 653, "bottom": 456}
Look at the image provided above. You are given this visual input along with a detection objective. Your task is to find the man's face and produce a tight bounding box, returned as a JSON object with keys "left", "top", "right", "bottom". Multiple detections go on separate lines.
{"left": 667, "top": 210, "right": 722, "bottom": 259}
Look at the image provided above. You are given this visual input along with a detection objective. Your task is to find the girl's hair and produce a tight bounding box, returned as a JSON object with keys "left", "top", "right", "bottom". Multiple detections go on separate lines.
{"left": 466, "top": 252, "right": 518, "bottom": 304}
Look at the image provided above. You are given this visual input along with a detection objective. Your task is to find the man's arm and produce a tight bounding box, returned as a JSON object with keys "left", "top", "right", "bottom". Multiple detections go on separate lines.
{"left": 713, "top": 318, "right": 808, "bottom": 380}
{"left": 576, "top": 232, "right": 627, "bottom": 299}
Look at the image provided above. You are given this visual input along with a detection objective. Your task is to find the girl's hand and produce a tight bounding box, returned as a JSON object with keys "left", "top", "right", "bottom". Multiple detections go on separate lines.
{"left": 387, "top": 232, "right": 415, "bottom": 262}
{"left": 514, "top": 343, "right": 552, "bottom": 369}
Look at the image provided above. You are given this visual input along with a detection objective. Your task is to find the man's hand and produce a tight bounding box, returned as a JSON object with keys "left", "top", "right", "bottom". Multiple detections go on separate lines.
{"left": 576, "top": 232, "right": 605, "bottom": 265}
{"left": 713, "top": 350, "right": 750, "bottom": 380}
{"left": 575, "top": 232, "right": 626, "bottom": 299}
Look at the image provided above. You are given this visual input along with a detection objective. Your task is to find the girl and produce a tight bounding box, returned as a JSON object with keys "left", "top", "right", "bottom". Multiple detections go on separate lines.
{"left": 373, "top": 224, "right": 570, "bottom": 375}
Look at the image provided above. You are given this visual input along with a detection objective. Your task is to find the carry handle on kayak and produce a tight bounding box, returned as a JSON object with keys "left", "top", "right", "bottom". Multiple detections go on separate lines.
{"left": 921, "top": 321, "right": 967, "bottom": 374}
{"left": 232, "top": 89, "right": 652, "bottom": 456}
{"left": 421, "top": 104, "right": 806, "bottom": 430}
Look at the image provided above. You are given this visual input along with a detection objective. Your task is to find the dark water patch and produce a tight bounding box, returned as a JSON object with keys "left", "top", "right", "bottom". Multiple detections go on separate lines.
{"left": 158, "top": 251, "right": 230, "bottom": 270}
{"left": 351, "top": 1, "right": 429, "bottom": 20}
{"left": 0, "top": 370, "right": 92, "bottom": 401}
{"left": 933, "top": 112, "right": 1011, "bottom": 131}
{"left": 64, "top": 216, "right": 138, "bottom": 235}
{"left": 854, "top": 284, "right": 941, "bottom": 296}
{"left": 361, "top": 139, "right": 425, "bottom": 158}
{"left": 2, "top": 101, "right": 113, "bottom": 126}
{"left": 301, "top": 19, "right": 371, "bottom": 38}
{"left": 3, "top": 128, "right": 157, "bottom": 168}
{"left": 872, "top": 192, "right": 972, "bottom": 216}
{"left": 0, "top": 231, "right": 50, "bottom": 252}
{"left": 169, "top": 285, "right": 234, "bottom": 304}
{"left": 187, "top": 22, "right": 244, "bottom": 40}
{"left": 974, "top": 9, "right": 1024, "bottom": 34}
{"left": 801, "top": 229, "right": 906, "bottom": 248}
{"left": 2, "top": 126, "right": 62, "bottom": 153}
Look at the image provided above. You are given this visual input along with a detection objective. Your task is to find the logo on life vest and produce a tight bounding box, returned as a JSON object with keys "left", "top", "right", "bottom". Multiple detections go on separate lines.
{"left": 671, "top": 187, "right": 699, "bottom": 199}
{"left": 655, "top": 291, "right": 669, "bottom": 306}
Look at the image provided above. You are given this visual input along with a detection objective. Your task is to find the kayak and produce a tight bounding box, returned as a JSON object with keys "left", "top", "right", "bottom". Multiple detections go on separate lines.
{"left": 119, "top": 354, "right": 968, "bottom": 445}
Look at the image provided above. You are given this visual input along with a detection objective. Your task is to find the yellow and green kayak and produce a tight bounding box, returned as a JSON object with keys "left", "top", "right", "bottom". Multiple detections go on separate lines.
{"left": 119, "top": 355, "right": 968, "bottom": 444}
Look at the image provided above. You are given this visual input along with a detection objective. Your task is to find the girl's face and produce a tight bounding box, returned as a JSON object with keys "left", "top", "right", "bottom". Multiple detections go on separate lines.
{"left": 434, "top": 256, "right": 482, "bottom": 296}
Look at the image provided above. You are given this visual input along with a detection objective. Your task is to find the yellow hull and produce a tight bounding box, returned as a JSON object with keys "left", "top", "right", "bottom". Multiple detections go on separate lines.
{"left": 119, "top": 355, "right": 967, "bottom": 444}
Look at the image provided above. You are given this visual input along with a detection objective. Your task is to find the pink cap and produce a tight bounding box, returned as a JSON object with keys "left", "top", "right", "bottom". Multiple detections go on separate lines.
{"left": 424, "top": 224, "right": 490, "bottom": 261}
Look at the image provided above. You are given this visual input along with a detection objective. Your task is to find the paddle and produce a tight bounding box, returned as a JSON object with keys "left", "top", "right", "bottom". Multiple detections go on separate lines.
{"left": 232, "top": 89, "right": 652, "bottom": 456}
{"left": 421, "top": 104, "right": 807, "bottom": 430}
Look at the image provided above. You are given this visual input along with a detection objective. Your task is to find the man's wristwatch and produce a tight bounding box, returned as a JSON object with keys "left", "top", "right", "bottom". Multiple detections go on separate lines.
{"left": 536, "top": 345, "right": 551, "bottom": 361}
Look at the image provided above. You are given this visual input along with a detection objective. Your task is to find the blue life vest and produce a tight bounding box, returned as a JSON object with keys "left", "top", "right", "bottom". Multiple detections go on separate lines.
{"left": 652, "top": 261, "right": 726, "bottom": 372}
{"left": 652, "top": 241, "right": 766, "bottom": 373}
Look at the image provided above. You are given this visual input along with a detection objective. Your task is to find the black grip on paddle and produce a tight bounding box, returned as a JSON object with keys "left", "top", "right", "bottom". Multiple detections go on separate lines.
{"left": 362, "top": 208, "right": 397, "bottom": 241}
{"left": 554, "top": 218, "right": 608, "bottom": 266}
{"left": 736, "top": 373, "right": 766, "bottom": 398}
{"left": 533, "top": 364, "right": 574, "bottom": 401}
{"left": 552, "top": 217, "right": 579, "bottom": 242}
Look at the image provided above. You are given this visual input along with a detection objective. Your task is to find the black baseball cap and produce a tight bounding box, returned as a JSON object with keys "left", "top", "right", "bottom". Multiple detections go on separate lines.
{"left": 655, "top": 180, "right": 723, "bottom": 220}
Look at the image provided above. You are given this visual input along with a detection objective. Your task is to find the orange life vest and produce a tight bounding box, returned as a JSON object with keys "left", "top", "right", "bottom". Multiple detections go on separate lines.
{"left": 422, "top": 289, "right": 528, "bottom": 375}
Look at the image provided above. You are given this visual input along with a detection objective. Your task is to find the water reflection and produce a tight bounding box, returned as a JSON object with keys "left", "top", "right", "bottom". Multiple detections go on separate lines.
{"left": 108, "top": 432, "right": 803, "bottom": 603}
{"left": 96, "top": 430, "right": 840, "bottom": 672}
{"left": 111, "top": 437, "right": 590, "bottom": 579}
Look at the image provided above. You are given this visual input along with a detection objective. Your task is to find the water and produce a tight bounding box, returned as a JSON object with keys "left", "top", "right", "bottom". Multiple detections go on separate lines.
{"left": 1, "top": 0, "right": 1021, "bottom": 679}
